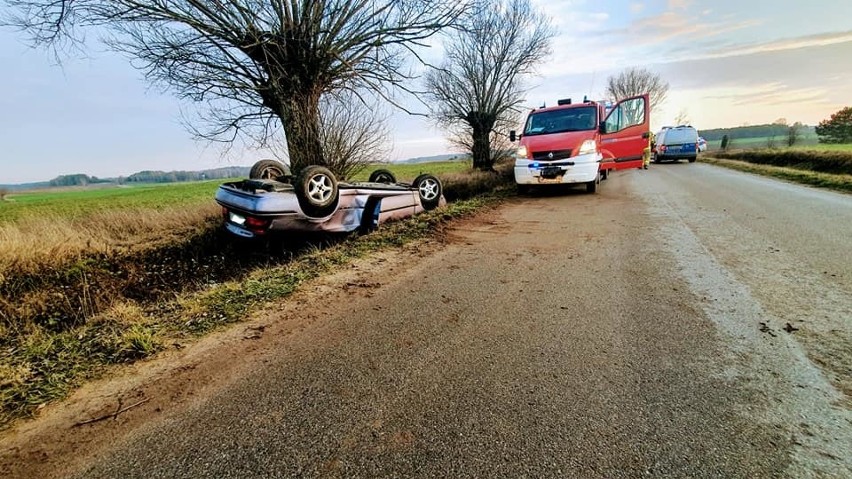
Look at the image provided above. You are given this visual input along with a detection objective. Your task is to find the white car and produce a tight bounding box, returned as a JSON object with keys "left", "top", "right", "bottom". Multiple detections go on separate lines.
{"left": 216, "top": 160, "right": 445, "bottom": 238}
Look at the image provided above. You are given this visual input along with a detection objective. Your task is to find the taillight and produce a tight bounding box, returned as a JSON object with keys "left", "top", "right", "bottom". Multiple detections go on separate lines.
{"left": 245, "top": 216, "right": 271, "bottom": 234}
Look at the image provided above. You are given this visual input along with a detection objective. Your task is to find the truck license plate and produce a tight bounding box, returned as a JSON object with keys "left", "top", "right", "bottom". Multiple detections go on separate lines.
{"left": 541, "top": 166, "right": 563, "bottom": 178}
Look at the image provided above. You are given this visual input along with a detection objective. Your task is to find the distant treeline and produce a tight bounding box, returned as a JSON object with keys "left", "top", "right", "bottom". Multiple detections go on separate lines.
{"left": 49, "top": 174, "right": 112, "bottom": 187}
{"left": 44, "top": 166, "right": 252, "bottom": 187}
{"left": 125, "top": 166, "right": 250, "bottom": 183}
{"left": 698, "top": 124, "right": 816, "bottom": 141}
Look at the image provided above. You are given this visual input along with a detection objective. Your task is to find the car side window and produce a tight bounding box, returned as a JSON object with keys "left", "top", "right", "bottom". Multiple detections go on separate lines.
{"left": 604, "top": 97, "right": 646, "bottom": 133}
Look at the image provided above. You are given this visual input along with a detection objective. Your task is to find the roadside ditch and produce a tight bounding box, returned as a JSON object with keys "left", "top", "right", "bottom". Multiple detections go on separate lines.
{"left": 0, "top": 169, "right": 512, "bottom": 427}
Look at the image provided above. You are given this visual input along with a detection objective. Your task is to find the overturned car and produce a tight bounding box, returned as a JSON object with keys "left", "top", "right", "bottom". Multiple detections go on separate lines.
{"left": 216, "top": 160, "right": 445, "bottom": 239}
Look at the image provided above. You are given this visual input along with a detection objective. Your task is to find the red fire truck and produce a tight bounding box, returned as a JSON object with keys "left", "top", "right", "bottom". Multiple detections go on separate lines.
{"left": 510, "top": 94, "right": 650, "bottom": 193}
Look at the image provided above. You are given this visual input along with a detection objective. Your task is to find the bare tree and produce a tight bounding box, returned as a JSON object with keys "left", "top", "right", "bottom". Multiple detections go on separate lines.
{"left": 318, "top": 92, "right": 391, "bottom": 181}
{"left": 787, "top": 121, "right": 803, "bottom": 147}
{"left": 5, "top": 0, "right": 468, "bottom": 174}
{"left": 766, "top": 135, "right": 778, "bottom": 149}
{"left": 423, "top": 0, "right": 554, "bottom": 170}
{"left": 445, "top": 116, "right": 515, "bottom": 167}
{"left": 673, "top": 109, "right": 690, "bottom": 126}
{"left": 605, "top": 67, "right": 669, "bottom": 112}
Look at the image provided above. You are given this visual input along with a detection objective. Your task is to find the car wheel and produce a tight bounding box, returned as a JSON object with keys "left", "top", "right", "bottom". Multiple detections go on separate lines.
{"left": 249, "top": 159, "right": 291, "bottom": 181}
{"left": 688, "top": 157, "right": 696, "bottom": 163}
{"left": 368, "top": 169, "right": 396, "bottom": 184}
{"left": 517, "top": 184, "right": 531, "bottom": 195}
{"left": 295, "top": 166, "right": 339, "bottom": 218}
{"left": 586, "top": 173, "right": 598, "bottom": 193}
{"left": 601, "top": 169, "right": 608, "bottom": 181}
{"left": 413, "top": 174, "right": 442, "bottom": 210}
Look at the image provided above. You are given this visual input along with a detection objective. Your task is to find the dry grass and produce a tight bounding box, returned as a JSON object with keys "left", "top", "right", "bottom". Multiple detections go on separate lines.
{"left": 0, "top": 204, "right": 220, "bottom": 279}
{"left": 438, "top": 158, "right": 514, "bottom": 201}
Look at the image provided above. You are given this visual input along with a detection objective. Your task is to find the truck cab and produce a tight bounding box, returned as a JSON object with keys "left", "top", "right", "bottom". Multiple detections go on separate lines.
{"left": 511, "top": 94, "right": 650, "bottom": 193}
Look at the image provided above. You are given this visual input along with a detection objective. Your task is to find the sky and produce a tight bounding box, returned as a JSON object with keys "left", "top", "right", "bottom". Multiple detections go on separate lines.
{"left": 1, "top": 0, "right": 851, "bottom": 183}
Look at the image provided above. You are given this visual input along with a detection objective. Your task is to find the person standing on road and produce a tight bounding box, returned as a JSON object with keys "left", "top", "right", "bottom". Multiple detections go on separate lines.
{"left": 642, "top": 131, "right": 656, "bottom": 170}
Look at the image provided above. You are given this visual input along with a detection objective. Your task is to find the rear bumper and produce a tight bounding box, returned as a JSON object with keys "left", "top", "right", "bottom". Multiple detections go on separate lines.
{"left": 514, "top": 154, "right": 600, "bottom": 185}
{"left": 656, "top": 153, "right": 697, "bottom": 161}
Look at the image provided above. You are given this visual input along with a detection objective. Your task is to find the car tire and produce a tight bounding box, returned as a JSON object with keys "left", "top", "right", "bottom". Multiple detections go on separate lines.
{"left": 368, "top": 169, "right": 396, "bottom": 184}
{"left": 295, "top": 165, "right": 339, "bottom": 218}
{"left": 601, "top": 169, "right": 608, "bottom": 181}
{"left": 413, "top": 174, "right": 442, "bottom": 210}
{"left": 249, "top": 159, "right": 291, "bottom": 181}
{"left": 688, "top": 157, "right": 696, "bottom": 163}
{"left": 517, "top": 184, "right": 531, "bottom": 195}
{"left": 586, "top": 174, "right": 598, "bottom": 194}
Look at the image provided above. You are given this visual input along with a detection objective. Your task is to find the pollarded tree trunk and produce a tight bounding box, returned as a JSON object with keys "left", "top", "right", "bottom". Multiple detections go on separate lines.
{"left": 260, "top": 81, "right": 325, "bottom": 175}
{"left": 280, "top": 94, "right": 325, "bottom": 175}
{"left": 468, "top": 111, "right": 497, "bottom": 170}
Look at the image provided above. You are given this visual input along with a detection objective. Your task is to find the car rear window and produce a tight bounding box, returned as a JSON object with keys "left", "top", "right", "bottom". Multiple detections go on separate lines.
{"left": 663, "top": 128, "right": 698, "bottom": 145}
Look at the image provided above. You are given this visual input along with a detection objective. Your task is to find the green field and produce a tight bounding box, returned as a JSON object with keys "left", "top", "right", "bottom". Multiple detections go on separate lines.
{"left": 0, "top": 180, "right": 225, "bottom": 224}
{"left": 788, "top": 143, "right": 852, "bottom": 152}
{"left": 0, "top": 161, "right": 471, "bottom": 224}
{"left": 702, "top": 132, "right": 852, "bottom": 151}
{"left": 706, "top": 137, "right": 852, "bottom": 152}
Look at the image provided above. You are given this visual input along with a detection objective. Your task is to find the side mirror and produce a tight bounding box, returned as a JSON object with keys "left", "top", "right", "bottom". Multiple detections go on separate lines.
{"left": 509, "top": 130, "right": 516, "bottom": 142}
{"left": 599, "top": 122, "right": 607, "bottom": 134}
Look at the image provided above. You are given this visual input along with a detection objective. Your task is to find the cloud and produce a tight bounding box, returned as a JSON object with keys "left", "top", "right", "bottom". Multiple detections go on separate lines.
{"left": 701, "top": 82, "right": 832, "bottom": 107}
{"left": 532, "top": 39, "right": 851, "bottom": 130}
{"left": 630, "top": 2, "right": 644, "bottom": 14}
{"left": 667, "top": 0, "right": 693, "bottom": 9}
{"left": 659, "top": 82, "right": 836, "bottom": 130}
{"left": 606, "top": 12, "right": 761, "bottom": 47}
{"left": 701, "top": 30, "right": 852, "bottom": 60}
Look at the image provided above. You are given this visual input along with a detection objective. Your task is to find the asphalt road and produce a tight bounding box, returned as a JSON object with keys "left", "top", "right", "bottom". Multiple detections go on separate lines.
{"left": 64, "top": 163, "right": 851, "bottom": 477}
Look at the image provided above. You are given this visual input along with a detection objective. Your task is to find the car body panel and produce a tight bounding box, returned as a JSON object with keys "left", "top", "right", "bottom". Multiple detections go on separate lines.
{"left": 514, "top": 153, "right": 599, "bottom": 185}
{"left": 215, "top": 180, "right": 443, "bottom": 238}
{"left": 599, "top": 94, "right": 650, "bottom": 171}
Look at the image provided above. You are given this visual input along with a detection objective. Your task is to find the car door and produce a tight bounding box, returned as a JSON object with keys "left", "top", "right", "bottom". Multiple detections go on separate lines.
{"left": 599, "top": 94, "right": 650, "bottom": 170}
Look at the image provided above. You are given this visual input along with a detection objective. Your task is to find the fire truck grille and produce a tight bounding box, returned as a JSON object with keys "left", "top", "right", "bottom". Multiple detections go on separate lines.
{"left": 532, "top": 149, "right": 573, "bottom": 161}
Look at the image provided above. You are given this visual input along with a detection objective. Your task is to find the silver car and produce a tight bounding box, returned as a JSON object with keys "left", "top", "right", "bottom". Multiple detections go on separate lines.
{"left": 216, "top": 160, "right": 445, "bottom": 238}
